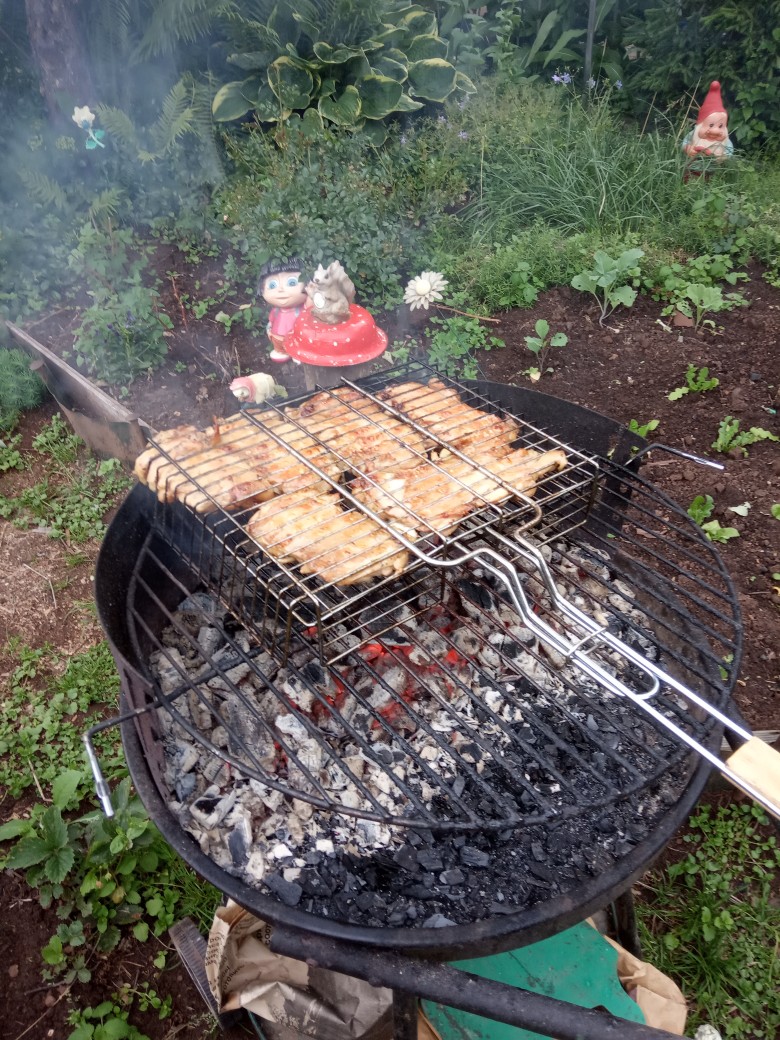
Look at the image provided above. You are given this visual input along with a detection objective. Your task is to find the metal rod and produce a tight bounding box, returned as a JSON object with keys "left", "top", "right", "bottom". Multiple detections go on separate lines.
{"left": 269, "top": 929, "right": 689, "bottom": 1040}
{"left": 393, "top": 989, "right": 419, "bottom": 1040}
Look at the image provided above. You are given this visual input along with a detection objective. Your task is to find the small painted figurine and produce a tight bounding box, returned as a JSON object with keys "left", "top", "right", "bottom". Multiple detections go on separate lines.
{"left": 683, "top": 81, "right": 734, "bottom": 165}
{"left": 305, "top": 261, "right": 356, "bottom": 324}
{"left": 257, "top": 258, "right": 307, "bottom": 363}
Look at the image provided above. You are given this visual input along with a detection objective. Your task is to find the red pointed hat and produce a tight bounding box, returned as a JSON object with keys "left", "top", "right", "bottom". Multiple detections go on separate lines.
{"left": 697, "top": 81, "right": 727, "bottom": 123}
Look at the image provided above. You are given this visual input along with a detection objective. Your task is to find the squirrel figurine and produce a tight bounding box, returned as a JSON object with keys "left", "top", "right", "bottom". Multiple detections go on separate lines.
{"left": 305, "top": 261, "right": 355, "bottom": 324}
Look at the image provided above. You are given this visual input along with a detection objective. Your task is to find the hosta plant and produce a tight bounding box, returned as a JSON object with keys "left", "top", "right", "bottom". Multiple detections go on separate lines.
{"left": 211, "top": 1, "right": 474, "bottom": 139}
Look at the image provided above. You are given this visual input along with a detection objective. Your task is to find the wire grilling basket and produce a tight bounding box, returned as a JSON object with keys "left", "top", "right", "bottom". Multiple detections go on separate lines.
{"left": 149, "top": 360, "right": 601, "bottom": 663}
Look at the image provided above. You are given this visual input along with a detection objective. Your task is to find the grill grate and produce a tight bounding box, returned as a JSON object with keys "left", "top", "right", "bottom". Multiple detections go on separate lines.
{"left": 149, "top": 360, "right": 600, "bottom": 662}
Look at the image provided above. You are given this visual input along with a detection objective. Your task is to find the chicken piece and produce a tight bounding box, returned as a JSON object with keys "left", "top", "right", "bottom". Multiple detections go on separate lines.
{"left": 378, "top": 380, "right": 520, "bottom": 456}
{"left": 439, "top": 446, "right": 568, "bottom": 505}
{"left": 246, "top": 491, "right": 410, "bottom": 587}
{"left": 289, "top": 387, "right": 430, "bottom": 472}
{"left": 352, "top": 446, "right": 568, "bottom": 537}
{"left": 351, "top": 463, "right": 480, "bottom": 536}
{"left": 134, "top": 412, "right": 344, "bottom": 513}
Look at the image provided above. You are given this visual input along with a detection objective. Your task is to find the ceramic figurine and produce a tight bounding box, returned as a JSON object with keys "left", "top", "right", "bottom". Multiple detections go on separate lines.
{"left": 305, "top": 261, "right": 356, "bottom": 324}
{"left": 229, "top": 372, "right": 276, "bottom": 404}
{"left": 257, "top": 258, "right": 307, "bottom": 363}
{"left": 284, "top": 261, "right": 387, "bottom": 387}
{"left": 683, "top": 81, "right": 734, "bottom": 166}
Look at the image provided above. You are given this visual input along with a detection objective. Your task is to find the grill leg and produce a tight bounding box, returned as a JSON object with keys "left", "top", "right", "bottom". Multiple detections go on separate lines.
{"left": 611, "top": 889, "right": 642, "bottom": 959}
{"left": 393, "top": 989, "right": 418, "bottom": 1040}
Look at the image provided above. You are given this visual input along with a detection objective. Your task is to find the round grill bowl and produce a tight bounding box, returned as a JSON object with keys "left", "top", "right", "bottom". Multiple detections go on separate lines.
{"left": 97, "top": 380, "right": 739, "bottom": 959}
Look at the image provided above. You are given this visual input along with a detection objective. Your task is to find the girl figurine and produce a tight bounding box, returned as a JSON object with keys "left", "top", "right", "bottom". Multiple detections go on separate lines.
{"left": 257, "top": 258, "right": 307, "bottom": 363}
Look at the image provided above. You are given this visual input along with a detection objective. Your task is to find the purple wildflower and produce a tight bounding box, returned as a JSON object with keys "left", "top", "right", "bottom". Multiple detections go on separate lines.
{"left": 400, "top": 133, "right": 407, "bottom": 145}
{"left": 561, "top": 72, "right": 572, "bottom": 85}
{"left": 588, "top": 77, "right": 596, "bottom": 89}
{"left": 437, "top": 112, "right": 448, "bottom": 124}
{"left": 616, "top": 80, "right": 623, "bottom": 90}
{"left": 551, "top": 74, "right": 563, "bottom": 84}
{"left": 458, "top": 130, "right": 469, "bottom": 141}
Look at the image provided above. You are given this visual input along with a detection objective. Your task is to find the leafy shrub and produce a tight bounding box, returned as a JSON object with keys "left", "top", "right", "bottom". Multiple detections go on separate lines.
{"left": 0, "top": 347, "right": 47, "bottom": 430}
{"left": 425, "top": 313, "right": 504, "bottom": 380}
{"left": 219, "top": 126, "right": 423, "bottom": 307}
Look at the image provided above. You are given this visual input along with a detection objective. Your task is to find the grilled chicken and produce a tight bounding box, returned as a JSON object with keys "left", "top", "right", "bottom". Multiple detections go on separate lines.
{"left": 352, "top": 447, "right": 567, "bottom": 537}
{"left": 247, "top": 490, "right": 409, "bottom": 586}
{"left": 377, "top": 380, "right": 520, "bottom": 457}
{"left": 134, "top": 412, "right": 343, "bottom": 512}
{"left": 289, "top": 387, "right": 431, "bottom": 473}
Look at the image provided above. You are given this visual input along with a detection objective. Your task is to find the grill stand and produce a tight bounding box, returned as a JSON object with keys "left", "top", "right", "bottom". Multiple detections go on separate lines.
{"left": 169, "top": 898, "right": 685, "bottom": 1040}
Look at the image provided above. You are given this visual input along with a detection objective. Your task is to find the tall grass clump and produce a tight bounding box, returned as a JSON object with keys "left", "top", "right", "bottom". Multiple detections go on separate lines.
{"left": 463, "top": 98, "right": 700, "bottom": 242}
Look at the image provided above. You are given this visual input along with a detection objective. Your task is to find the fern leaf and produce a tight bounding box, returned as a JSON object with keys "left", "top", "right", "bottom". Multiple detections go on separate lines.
{"left": 22, "top": 170, "right": 68, "bottom": 212}
{"left": 134, "top": 0, "right": 232, "bottom": 59}
{"left": 96, "top": 105, "right": 140, "bottom": 151}
{"left": 88, "top": 188, "right": 126, "bottom": 225}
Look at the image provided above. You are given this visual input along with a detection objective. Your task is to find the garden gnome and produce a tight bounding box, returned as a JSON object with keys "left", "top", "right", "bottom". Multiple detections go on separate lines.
{"left": 682, "top": 81, "right": 734, "bottom": 165}
{"left": 229, "top": 372, "right": 276, "bottom": 404}
{"left": 257, "top": 258, "right": 307, "bottom": 363}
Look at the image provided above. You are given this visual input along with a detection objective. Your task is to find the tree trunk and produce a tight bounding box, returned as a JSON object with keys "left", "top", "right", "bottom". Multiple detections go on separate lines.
{"left": 25, "top": 0, "right": 95, "bottom": 124}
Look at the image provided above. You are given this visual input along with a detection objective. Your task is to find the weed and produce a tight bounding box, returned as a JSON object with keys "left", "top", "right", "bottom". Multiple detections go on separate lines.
{"left": 67, "top": 999, "right": 153, "bottom": 1040}
{"left": 771, "top": 504, "right": 780, "bottom": 520}
{"left": 637, "top": 803, "right": 780, "bottom": 1038}
{"left": 0, "top": 347, "right": 47, "bottom": 430}
{"left": 687, "top": 494, "right": 740, "bottom": 542}
{"left": 666, "top": 284, "right": 747, "bottom": 330}
{"left": 687, "top": 494, "right": 715, "bottom": 526}
{"left": 523, "top": 319, "right": 568, "bottom": 380}
{"left": 701, "top": 520, "right": 740, "bottom": 544}
{"left": 668, "top": 364, "right": 720, "bottom": 401}
{"left": 0, "top": 432, "right": 26, "bottom": 472}
{"left": 571, "top": 248, "right": 644, "bottom": 324}
{"left": 627, "top": 418, "right": 659, "bottom": 438}
{"left": 712, "top": 417, "right": 779, "bottom": 456}
{"left": 33, "top": 413, "right": 82, "bottom": 464}
{"left": 0, "top": 641, "right": 124, "bottom": 800}
{"left": 425, "top": 314, "right": 504, "bottom": 380}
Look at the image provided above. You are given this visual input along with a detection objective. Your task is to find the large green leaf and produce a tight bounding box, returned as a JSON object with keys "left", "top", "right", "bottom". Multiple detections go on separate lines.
{"left": 543, "top": 28, "right": 585, "bottom": 66}
{"left": 524, "top": 10, "right": 560, "bottom": 69}
{"left": 372, "top": 55, "right": 408, "bottom": 83}
{"left": 45, "top": 845, "right": 75, "bottom": 884}
{"left": 358, "top": 74, "right": 403, "bottom": 119}
{"left": 227, "top": 50, "right": 273, "bottom": 71}
{"left": 370, "top": 25, "right": 406, "bottom": 48}
{"left": 255, "top": 83, "right": 288, "bottom": 122}
{"left": 406, "top": 34, "right": 448, "bottom": 62}
{"left": 454, "top": 70, "right": 478, "bottom": 94}
{"left": 319, "top": 85, "right": 362, "bottom": 125}
{"left": 212, "top": 78, "right": 258, "bottom": 121}
{"left": 268, "top": 3, "right": 301, "bottom": 48}
{"left": 408, "top": 58, "right": 456, "bottom": 102}
{"left": 396, "top": 93, "right": 425, "bottom": 112}
{"left": 358, "top": 121, "right": 389, "bottom": 146}
{"left": 397, "top": 7, "right": 437, "bottom": 36}
{"left": 5, "top": 836, "right": 51, "bottom": 870}
{"left": 51, "top": 770, "right": 83, "bottom": 809}
{"left": 313, "top": 41, "right": 365, "bottom": 64}
{"left": 268, "top": 57, "right": 313, "bottom": 109}
{"left": 301, "top": 107, "right": 324, "bottom": 136}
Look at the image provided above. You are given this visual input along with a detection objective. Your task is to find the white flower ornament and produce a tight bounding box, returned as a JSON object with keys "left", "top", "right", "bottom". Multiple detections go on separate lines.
{"left": 404, "top": 271, "right": 448, "bottom": 310}
{"left": 72, "top": 105, "right": 105, "bottom": 149}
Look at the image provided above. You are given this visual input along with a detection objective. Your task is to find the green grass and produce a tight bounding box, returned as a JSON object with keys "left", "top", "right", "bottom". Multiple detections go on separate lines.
{"left": 637, "top": 803, "right": 780, "bottom": 1039}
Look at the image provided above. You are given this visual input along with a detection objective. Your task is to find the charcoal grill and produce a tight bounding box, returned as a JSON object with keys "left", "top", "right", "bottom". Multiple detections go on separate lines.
{"left": 91, "top": 368, "right": 779, "bottom": 1039}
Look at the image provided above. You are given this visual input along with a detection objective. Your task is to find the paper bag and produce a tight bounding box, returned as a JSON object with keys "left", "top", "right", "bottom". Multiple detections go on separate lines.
{"left": 601, "top": 932, "right": 688, "bottom": 1035}
{"left": 206, "top": 901, "right": 393, "bottom": 1040}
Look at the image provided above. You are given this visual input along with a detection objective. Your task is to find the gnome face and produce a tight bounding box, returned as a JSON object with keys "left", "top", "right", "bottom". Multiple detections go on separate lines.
{"left": 699, "top": 111, "right": 729, "bottom": 143}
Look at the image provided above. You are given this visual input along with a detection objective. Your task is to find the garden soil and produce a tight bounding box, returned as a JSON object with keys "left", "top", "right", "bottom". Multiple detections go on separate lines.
{"left": 1, "top": 261, "right": 778, "bottom": 1040}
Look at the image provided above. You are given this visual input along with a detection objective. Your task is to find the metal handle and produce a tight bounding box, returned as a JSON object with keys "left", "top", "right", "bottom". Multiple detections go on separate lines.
{"left": 475, "top": 537, "right": 780, "bottom": 820}
{"left": 630, "top": 442, "right": 725, "bottom": 470}
{"left": 82, "top": 702, "right": 161, "bottom": 818}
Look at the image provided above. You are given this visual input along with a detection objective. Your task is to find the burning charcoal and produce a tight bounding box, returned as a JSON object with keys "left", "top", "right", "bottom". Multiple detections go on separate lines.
{"left": 197, "top": 625, "right": 224, "bottom": 657}
{"left": 190, "top": 789, "right": 236, "bottom": 829}
{"left": 265, "top": 873, "right": 303, "bottom": 907}
{"left": 270, "top": 842, "right": 294, "bottom": 861}
{"left": 281, "top": 675, "right": 317, "bottom": 714}
{"left": 174, "top": 773, "right": 197, "bottom": 801}
{"left": 316, "top": 838, "right": 335, "bottom": 855}
{"left": 211, "top": 725, "right": 228, "bottom": 748}
{"left": 452, "top": 628, "right": 480, "bottom": 658}
{"left": 459, "top": 846, "right": 490, "bottom": 868}
{"left": 227, "top": 814, "right": 252, "bottom": 868}
{"left": 151, "top": 647, "right": 189, "bottom": 697}
{"left": 423, "top": 914, "right": 456, "bottom": 929}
